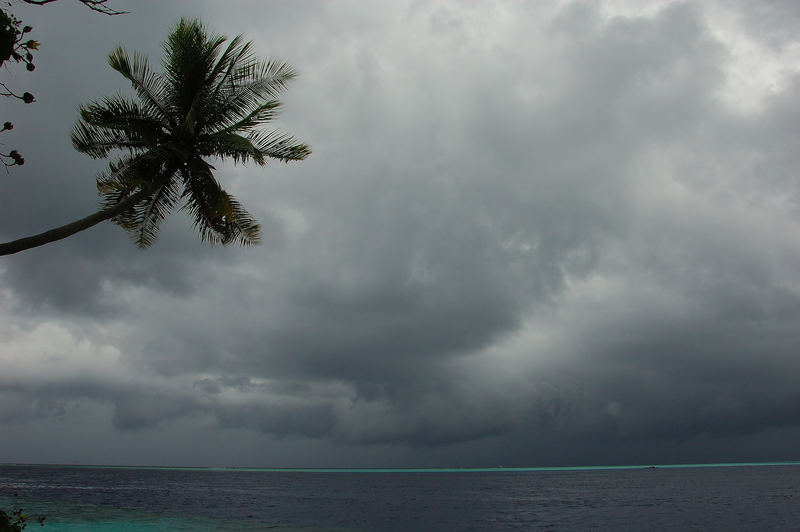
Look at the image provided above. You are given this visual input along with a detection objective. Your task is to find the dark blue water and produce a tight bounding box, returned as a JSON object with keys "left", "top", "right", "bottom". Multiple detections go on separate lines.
{"left": 1, "top": 463, "right": 799, "bottom": 531}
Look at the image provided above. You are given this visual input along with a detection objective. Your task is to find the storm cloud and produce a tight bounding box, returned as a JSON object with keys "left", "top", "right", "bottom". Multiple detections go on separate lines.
{"left": 1, "top": 0, "right": 798, "bottom": 467}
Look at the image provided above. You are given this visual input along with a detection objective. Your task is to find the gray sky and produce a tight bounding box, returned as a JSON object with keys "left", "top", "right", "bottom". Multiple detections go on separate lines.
{"left": 1, "top": 0, "right": 799, "bottom": 468}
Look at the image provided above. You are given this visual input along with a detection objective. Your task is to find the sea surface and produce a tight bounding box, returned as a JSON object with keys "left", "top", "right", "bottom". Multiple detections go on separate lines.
{"left": 1, "top": 462, "right": 799, "bottom": 531}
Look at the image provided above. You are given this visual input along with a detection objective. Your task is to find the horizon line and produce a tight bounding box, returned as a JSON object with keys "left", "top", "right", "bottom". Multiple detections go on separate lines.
{"left": 2, "top": 460, "right": 800, "bottom": 473}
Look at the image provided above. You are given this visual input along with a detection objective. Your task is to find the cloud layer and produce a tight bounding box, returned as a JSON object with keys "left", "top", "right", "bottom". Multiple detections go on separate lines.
{"left": 1, "top": 0, "right": 799, "bottom": 467}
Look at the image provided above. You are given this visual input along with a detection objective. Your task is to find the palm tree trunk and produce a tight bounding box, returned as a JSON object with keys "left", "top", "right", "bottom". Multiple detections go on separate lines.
{"left": 0, "top": 189, "right": 149, "bottom": 256}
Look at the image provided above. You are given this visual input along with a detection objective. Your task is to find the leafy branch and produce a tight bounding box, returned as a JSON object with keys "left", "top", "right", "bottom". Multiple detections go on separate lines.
{"left": 1, "top": 0, "right": 123, "bottom": 173}
{"left": 0, "top": 496, "right": 46, "bottom": 531}
{"left": 20, "top": 0, "right": 126, "bottom": 16}
{"left": 0, "top": 81, "right": 34, "bottom": 102}
{"left": 0, "top": 8, "right": 37, "bottom": 70}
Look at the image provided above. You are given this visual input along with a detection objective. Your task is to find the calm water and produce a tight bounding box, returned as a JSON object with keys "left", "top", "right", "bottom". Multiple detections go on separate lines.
{"left": 1, "top": 463, "right": 799, "bottom": 531}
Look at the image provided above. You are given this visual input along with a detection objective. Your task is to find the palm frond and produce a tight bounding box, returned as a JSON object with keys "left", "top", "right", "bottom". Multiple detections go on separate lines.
{"left": 219, "top": 193, "right": 261, "bottom": 246}
{"left": 79, "top": 96, "right": 166, "bottom": 144}
{"left": 96, "top": 169, "right": 155, "bottom": 241}
{"left": 163, "top": 19, "right": 223, "bottom": 118}
{"left": 180, "top": 159, "right": 260, "bottom": 245}
{"left": 233, "top": 59, "right": 298, "bottom": 98}
{"left": 108, "top": 47, "right": 174, "bottom": 128}
{"left": 96, "top": 146, "right": 186, "bottom": 193}
{"left": 99, "top": 187, "right": 140, "bottom": 222}
{"left": 202, "top": 59, "right": 297, "bottom": 133}
{"left": 249, "top": 130, "right": 311, "bottom": 163}
{"left": 205, "top": 100, "right": 281, "bottom": 137}
{"left": 197, "top": 129, "right": 309, "bottom": 165}
{"left": 121, "top": 174, "right": 181, "bottom": 248}
{"left": 71, "top": 121, "right": 149, "bottom": 158}
{"left": 207, "top": 34, "right": 252, "bottom": 90}
{"left": 197, "top": 132, "right": 264, "bottom": 165}
{"left": 96, "top": 154, "right": 148, "bottom": 194}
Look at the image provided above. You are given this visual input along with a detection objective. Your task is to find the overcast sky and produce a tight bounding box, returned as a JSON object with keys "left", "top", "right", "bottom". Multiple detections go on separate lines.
{"left": 1, "top": 0, "right": 799, "bottom": 468}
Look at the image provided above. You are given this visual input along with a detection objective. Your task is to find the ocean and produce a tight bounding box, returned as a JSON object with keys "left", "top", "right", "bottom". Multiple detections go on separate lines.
{"left": 1, "top": 462, "right": 798, "bottom": 531}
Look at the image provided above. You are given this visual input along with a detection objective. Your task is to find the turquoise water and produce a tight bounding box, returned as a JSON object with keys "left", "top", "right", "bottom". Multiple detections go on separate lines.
{"left": 1, "top": 498, "right": 308, "bottom": 531}
{"left": 10, "top": 516, "right": 269, "bottom": 532}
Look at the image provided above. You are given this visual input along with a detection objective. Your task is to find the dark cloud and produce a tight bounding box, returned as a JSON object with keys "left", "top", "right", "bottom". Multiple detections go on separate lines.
{"left": 1, "top": 0, "right": 799, "bottom": 467}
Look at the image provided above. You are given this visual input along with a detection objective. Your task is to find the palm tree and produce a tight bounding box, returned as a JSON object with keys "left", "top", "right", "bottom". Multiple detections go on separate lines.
{"left": 0, "top": 18, "right": 310, "bottom": 256}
